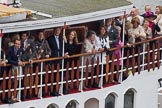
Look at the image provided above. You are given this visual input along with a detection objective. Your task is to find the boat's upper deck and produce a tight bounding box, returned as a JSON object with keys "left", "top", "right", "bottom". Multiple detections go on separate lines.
{"left": 0, "top": 35, "right": 162, "bottom": 107}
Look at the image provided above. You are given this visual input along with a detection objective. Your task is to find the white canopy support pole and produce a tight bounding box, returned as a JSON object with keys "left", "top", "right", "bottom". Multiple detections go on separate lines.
{"left": 0, "top": 29, "right": 4, "bottom": 60}
{"left": 119, "top": 11, "right": 126, "bottom": 83}
{"left": 60, "top": 22, "right": 66, "bottom": 95}
{"left": 0, "top": 37, "right": 1, "bottom": 59}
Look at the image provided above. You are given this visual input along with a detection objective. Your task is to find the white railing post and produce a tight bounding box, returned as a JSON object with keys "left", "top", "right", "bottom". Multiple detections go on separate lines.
{"left": 99, "top": 53, "right": 104, "bottom": 88}
{"left": 120, "top": 10, "right": 126, "bottom": 83}
{"left": 38, "top": 62, "right": 43, "bottom": 99}
{"left": 80, "top": 56, "right": 84, "bottom": 92}
{"left": 119, "top": 47, "right": 124, "bottom": 83}
{"left": 18, "top": 66, "right": 22, "bottom": 102}
{"left": 60, "top": 58, "right": 64, "bottom": 95}
{"left": 142, "top": 43, "right": 145, "bottom": 71}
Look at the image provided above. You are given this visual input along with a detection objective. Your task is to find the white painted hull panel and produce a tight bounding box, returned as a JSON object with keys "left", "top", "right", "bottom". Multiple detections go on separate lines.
{"left": 1, "top": 67, "right": 161, "bottom": 108}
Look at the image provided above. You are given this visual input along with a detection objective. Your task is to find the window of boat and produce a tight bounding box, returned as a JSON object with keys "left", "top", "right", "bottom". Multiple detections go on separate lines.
{"left": 85, "top": 98, "right": 99, "bottom": 108}
{"left": 105, "top": 93, "right": 115, "bottom": 108}
{"left": 47, "top": 103, "right": 59, "bottom": 108}
{"left": 66, "top": 100, "right": 78, "bottom": 108}
{"left": 124, "top": 89, "right": 134, "bottom": 108}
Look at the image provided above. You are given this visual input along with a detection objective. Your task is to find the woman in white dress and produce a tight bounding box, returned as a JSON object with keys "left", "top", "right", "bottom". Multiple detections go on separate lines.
{"left": 96, "top": 25, "right": 110, "bottom": 64}
{"left": 95, "top": 26, "right": 110, "bottom": 84}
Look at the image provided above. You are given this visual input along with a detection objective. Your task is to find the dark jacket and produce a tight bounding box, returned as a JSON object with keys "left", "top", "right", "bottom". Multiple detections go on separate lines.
{"left": 35, "top": 39, "right": 51, "bottom": 59}
{"left": 21, "top": 38, "right": 36, "bottom": 61}
{"left": 7, "top": 46, "right": 22, "bottom": 66}
{"left": 108, "top": 26, "right": 119, "bottom": 48}
{"left": 47, "top": 35, "right": 63, "bottom": 58}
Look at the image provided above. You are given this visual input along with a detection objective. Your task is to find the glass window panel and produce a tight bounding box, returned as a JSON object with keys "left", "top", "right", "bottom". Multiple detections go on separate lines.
{"left": 124, "top": 90, "right": 134, "bottom": 108}
{"left": 105, "top": 93, "right": 115, "bottom": 108}
{"left": 66, "top": 100, "right": 77, "bottom": 108}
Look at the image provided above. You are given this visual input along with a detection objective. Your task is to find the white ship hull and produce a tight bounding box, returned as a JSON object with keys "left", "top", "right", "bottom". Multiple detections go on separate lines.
{"left": 0, "top": 0, "right": 162, "bottom": 108}
{"left": 0, "top": 67, "right": 161, "bottom": 108}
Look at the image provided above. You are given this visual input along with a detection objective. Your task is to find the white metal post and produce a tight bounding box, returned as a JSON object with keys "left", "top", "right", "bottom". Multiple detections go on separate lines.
{"left": 100, "top": 53, "right": 104, "bottom": 88}
{"left": 142, "top": 43, "right": 145, "bottom": 71}
{"left": 60, "top": 22, "right": 66, "bottom": 95}
{"left": 18, "top": 66, "right": 22, "bottom": 102}
{"left": 120, "top": 11, "right": 126, "bottom": 83}
{"left": 38, "top": 62, "right": 43, "bottom": 99}
{"left": 80, "top": 56, "right": 84, "bottom": 92}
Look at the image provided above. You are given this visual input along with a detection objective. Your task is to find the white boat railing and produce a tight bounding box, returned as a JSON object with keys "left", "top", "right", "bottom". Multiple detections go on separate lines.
{"left": 0, "top": 36, "right": 162, "bottom": 103}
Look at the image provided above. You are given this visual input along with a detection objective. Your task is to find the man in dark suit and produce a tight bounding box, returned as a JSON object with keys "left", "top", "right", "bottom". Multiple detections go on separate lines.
{"left": 8, "top": 39, "right": 24, "bottom": 66}
{"left": 105, "top": 18, "right": 119, "bottom": 48}
{"left": 7, "top": 38, "right": 24, "bottom": 103}
{"left": 47, "top": 27, "right": 63, "bottom": 66}
{"left": 105, "top": 18, "right": 119, "bottom": 83}
{"left": 20, "top": 32, "right": 36, "bottom": 62}
{"left": 47, "top": 27, "right": 64, "bottom": 95}
{"left": 20, "top": 32, "right": 36, "bottom": 100}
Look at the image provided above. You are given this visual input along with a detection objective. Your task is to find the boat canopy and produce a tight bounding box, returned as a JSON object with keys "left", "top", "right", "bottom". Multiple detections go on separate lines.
{"left": 0, "top": 4, "right": 31, "bottom": 17}
{"left": 0, "top": 4, "right": 31, "bottom": 23}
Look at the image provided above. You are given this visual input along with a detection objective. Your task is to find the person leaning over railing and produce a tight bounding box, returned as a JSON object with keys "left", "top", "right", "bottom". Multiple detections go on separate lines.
{"left": 142, "top": 10, "right": 160, "bottom": 55}
{"left": 47, "top": 27, "right": 63, "bottom": 96}
{"left": 114, "top": 26, "right": 123, "bottom": 69}
{"left": 63, "top": 30, "right": 78, "bottom": 64}
{"left": 95, "top": 25, "right": 109, "bottom": 85}
{"left": 105, "top": 18, "right": 119, "bottom": 83}
{"left": 142, "top": 18, "right": 153, "bottom": 50}
{"left": 105, "top": 18, "right": 118, "bottom": 50}
{"left": 81, "top": 30, "right": 101, "bottom": 89}
{"left": 20, "top": 31, "right": 36, "bottom": 100}
{"left": 128, "top": 17, "right": 146, "bottom": 67}
{"left": 34, "top": 30, "right": 51, "bottom": 97}
{"left": 35, "top": 30, "right": 51, "bottom": 60}
{"left": 63, "top": 30, "right": 78, "bottom": 94}
{"left": 7, "top": 38, "right": 24, "bottom": 103}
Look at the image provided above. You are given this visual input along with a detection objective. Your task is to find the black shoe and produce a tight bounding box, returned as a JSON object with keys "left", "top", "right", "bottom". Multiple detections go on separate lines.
{"left": 68, "top": 84, "right": 71, "bottom": 90}
{"left": 6, "top": 99, "right": 15, "bottom": 104}
{"left": 21, "top": 95, "right": 26, "bottom": 101}
{"left": 53, "top": 91, "right": 60, "bottom": 96}
{"left": 63, "top": 89, "right": 69, "bottom": 95}
{"left": 92, "top": 83, "right": 99, "bottom": 88}
{"left": 27, "top": 95, "right": 32, "bottom": 99}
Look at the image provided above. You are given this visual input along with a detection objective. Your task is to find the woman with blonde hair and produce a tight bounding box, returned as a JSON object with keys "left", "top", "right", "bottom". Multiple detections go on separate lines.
{"left": 143, "top": 18, "right": 152, "bottom": 39}
{"left": 62, "top": 30, "right": 79, "bottom": 94}
{"left": 128, "top": 17, "right": 146, "bottom": 65}
{"left": 64, "top": 30, "right": 78, "bottom": 57}
{"left": 128, "top": 17, "right": 146, "bottom": 44}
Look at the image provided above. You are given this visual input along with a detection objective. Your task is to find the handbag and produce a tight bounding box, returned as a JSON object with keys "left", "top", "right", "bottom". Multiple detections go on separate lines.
{"left": 155, "top": 22, "right": 161, "bottom": 32}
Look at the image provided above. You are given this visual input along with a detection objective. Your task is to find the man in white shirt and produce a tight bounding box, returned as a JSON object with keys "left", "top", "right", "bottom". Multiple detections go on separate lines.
{"left": 127, "top": 8, "right": 144, "bottom": 25}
